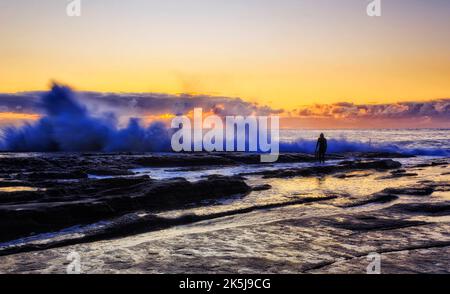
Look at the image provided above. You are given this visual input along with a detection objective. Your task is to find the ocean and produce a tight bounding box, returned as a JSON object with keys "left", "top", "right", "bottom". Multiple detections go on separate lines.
{"left": 0, "top": 128, "right": 449, "bottom": 269}
{"left": 279, "top": 128, "right": 450, "bottom": 156}
{"left": 1, "top": 128, "right": 449, "bottom": 156}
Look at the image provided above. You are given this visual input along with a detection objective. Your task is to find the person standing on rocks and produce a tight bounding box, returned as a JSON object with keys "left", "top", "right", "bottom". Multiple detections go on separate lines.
{"left": 315, "top": 133, "right": 328, "bottom": 163}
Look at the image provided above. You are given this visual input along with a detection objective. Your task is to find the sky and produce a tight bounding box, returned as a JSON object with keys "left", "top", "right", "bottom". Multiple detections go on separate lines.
{"left": 0, "top": 0, "right": 449, "bottom": 128}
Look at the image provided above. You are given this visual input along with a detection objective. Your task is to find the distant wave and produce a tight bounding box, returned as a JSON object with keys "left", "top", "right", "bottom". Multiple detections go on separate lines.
{"left": 280, "top": 138, "right": 450, "bottom": 156}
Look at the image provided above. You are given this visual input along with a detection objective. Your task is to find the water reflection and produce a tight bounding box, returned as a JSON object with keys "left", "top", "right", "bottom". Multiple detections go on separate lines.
{"left": 0, "top": 186, "right": 39, "bottom": 193}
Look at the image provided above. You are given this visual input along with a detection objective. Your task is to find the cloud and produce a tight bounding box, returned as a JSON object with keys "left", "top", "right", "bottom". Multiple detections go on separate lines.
{"left": 297, "top": 100, "right": 450, "bottom": 120}
{"left": 0, "top": 93, "right": 41, "bottom": 114}
{"left": 0, "top": 86, "right": 449, "bottom": 129}
{"left": 0, "top": 90, "right": 283, "bottom": 123}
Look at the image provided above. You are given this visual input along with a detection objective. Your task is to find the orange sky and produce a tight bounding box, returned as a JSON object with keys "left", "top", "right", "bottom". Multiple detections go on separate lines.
{"left": 1, "top": 1, "right": 449, "bottom": 128}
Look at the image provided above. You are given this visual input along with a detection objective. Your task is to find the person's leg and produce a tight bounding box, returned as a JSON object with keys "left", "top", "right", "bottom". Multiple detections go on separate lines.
{"left": 319, "top": 150, "right": 325, "bottom": 163}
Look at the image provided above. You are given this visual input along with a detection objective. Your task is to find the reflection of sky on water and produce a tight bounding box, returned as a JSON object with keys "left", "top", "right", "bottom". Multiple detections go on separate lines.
{"left": 0, "top": 186, "right": 39, "bottom": 192}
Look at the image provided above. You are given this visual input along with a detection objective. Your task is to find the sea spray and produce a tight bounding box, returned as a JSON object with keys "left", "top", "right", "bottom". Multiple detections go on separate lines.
{"left": 279, "top": 138, "right": 449, "bottom": 156}
{"left": 0, "top": 84, "right": 172, "bottom": 152}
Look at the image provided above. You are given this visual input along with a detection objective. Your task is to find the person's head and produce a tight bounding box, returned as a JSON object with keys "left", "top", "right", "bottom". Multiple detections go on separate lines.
{"left": 320, "top": 133, "right": 324, "bottom": 138}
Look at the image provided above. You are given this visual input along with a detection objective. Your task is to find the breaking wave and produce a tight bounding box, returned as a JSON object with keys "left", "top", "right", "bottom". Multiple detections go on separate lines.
{"left": 1, "top": 84, "right": 448, "bottom": 157}
{"left": 0, "top": 84, "right": 172, "bottom": 152}
{"left": 279, "top": 139, "right": 450, "bottom": 156}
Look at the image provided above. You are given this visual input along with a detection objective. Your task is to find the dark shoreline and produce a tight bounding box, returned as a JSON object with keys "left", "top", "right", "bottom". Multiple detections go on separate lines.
{"left": 0, "top": 152, "right": 449, "bottom": 273}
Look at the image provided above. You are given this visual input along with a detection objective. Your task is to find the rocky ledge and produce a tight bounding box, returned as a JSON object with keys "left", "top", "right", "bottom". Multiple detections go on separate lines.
{"left": 242, "top": 159, "right": 402, "bottom": 178}
{"left": 0, "top": 175, "right": 250, "bottom": 243}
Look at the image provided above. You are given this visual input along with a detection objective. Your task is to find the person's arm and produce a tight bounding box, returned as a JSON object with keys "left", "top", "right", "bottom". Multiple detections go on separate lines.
{"left": 315, "top": 139, "right": 319, "bottom": 152}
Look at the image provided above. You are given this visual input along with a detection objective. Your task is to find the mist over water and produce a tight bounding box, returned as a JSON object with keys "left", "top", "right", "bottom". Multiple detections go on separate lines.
{"left": 0, "top": 85, "right": 449, "bottom": 156}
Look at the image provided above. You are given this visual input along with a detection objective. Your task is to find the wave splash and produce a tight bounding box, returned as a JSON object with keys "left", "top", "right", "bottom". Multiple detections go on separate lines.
{"left": 1, "top": 85, "right": 172, "bottom": 152}
{"left": 1, "top": 84, "right": 448, "bottom": 156}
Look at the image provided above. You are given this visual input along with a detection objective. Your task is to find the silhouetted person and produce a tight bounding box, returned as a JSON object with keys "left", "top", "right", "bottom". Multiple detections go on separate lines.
{"left": 315, "top": 133, "right": 327, "bottom": 163}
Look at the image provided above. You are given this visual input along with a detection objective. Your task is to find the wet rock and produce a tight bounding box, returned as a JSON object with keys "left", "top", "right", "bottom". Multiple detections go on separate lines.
{"left": 20, "top": 171, "right": 88, "bottom": 181}
{"left": 0, "top": 157, "right": 53, "bottom": 172}
{"left": 244, "top": 159, "right": 402, "bottom": 179}
{"left": 85, "top": 169, "right": 135, "bottom": 176}
{"left": 334, "top": 172, "right": 372, "bottom": 179}
{"left": 205, "top": 174, "right": 246, "bottom": 181}
{"left": 0, "top": 152, "right": 448, "bottom": 273}
{"left": 0, "top": 190, "right": 44, "bottom": 204}
{"left": 252, "top": 184, "right": 272, "bottom": 191}
{"left": 0, "top": 194, "right": 340, "bottom": 257}
{"left": 134, "top": 154, "right": 236, "bottom": 167}
{"left": 219, "top": 153, "right": 344, "bottom": 164}
{"left": 351, "top": 152, "right": 414, "bottom": 159}
{"left": 88, "top": 175, "right": 152, "bottom": 191}
{"left": 132, "top": 152, "right": 346, "bottom": 167}
{"left": 387, "top": 202, "right": 450, "bottom": 216}
{"left": 352, "top": 159, "right": 402, "bottom": 170}
{"left": 342, "top": 193, "right": 399, "bottom": 208}
{"left": 382, "top": 186, "right": 435, "bottom": 196}
{"left": 0, "top": 175, "right": 251, "bottom": 243}
{"left": 323, "top": 191, "right": 352, "bottom": 198}
{"left": 343, "top": 183, "right": 438, "bottom": 208}
{"left": 376, "top": 169, "right": 418, "bottom": 180}
{"left": 318, "top": 215, "right": 427, "bottom": 232}
{"left": 339, "top": 181, "right": 449, "bottom": 207}
{"left": 0, "top": 181, "right": 31, "bottom": 188}
{"left": 434, "top": 185, "right": 450, "bottom": 192}
{"left": 169, "top": 166, "right": 212, "bottom": 172}
{"left": 413, "top": 161, "right": 448, "bottom": 168}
